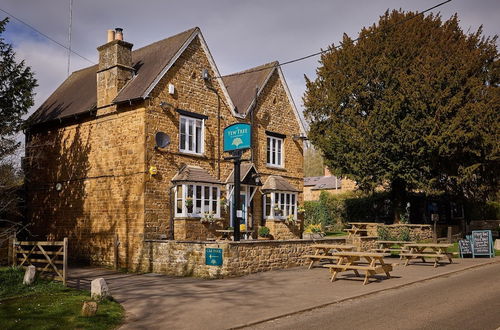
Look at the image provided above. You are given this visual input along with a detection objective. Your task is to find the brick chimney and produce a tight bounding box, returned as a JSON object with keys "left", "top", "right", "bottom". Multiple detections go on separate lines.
{"left": 96, "top": 28, "right": 134, "bottom": 115}
{"left": 324, "top": 166, "right": 332, "bottom": 177}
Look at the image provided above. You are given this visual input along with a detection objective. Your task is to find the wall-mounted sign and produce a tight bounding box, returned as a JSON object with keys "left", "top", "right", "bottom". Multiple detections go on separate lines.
{"left": 205, "top": 248, "right": 223, "bottom": 266}
{"left": 223, "top": 123, "right": 251, "bottom": 152}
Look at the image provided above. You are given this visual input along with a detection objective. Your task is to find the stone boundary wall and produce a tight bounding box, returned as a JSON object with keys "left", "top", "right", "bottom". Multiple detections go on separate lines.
{"left": 364, "top": 224, "right": 433, "bottom": 241}
{"left": 134, "top": 237, "right": 347, "bottom": 278}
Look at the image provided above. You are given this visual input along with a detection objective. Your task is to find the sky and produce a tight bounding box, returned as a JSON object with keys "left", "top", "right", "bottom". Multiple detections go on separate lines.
{"left": 1, "top": 0, "right": 499, "bottom": 133}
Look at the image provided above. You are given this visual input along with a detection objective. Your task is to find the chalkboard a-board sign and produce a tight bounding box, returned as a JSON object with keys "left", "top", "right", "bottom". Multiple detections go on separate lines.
{"left": 471, "top": 230, "right": 494, "bottom": 258}
{"left": 458, "top": 239, "right": 473, "bottom": 258}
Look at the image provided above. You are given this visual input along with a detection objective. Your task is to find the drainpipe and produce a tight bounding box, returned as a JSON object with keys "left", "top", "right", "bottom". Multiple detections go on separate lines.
{"left": 250, "top": 87, "right": 258, "bottom": 163}
{"left": 207, "top": 85, "right": 221, "bottom": 180}
{"left": 169, "top": 185, "right": 175, "bottom": 240}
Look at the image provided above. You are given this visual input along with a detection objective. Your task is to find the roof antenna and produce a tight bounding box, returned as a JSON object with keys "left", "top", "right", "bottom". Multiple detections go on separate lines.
{"left": 67, "top": 0, "right": 73, "bottom": 77}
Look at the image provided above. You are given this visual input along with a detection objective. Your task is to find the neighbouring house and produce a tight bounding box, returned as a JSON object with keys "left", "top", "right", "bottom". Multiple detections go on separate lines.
{"left": 303, "top": 167, "right": 356, "bottom": 201}
{"left": 24, "top": 27, "right": 306, "bottom": 269}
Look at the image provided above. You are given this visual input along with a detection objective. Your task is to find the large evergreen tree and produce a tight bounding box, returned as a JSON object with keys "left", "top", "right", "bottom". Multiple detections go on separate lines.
{"left": 304, "top": 10, "right": 499, "bottom": 219}
{"left": 0, "top": 18, "right": 37, "bottom": 160}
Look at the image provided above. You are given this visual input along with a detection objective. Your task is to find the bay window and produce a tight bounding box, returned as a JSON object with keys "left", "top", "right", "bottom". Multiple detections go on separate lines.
{"left": 263, "top": 191, "right": 297, "bottom": 220}
{"left": 174, "top": 183, "right": 220, "bottom": 217}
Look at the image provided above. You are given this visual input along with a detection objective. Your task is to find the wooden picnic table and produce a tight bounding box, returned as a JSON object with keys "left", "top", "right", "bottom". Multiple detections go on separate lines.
{"left": 344, "top": 222, "right": 379, "bottom": 238}
{"left": 303, "top": 244, "right": 356, "bottom": 269}
{"left": 401, "top": 243, "right": 453, "bottom": 268}
{"left": 372, "top": 240, "right": 415, "bottom": 255}
{"left": 324, "top": 251, "right": 393, "bottom": 285}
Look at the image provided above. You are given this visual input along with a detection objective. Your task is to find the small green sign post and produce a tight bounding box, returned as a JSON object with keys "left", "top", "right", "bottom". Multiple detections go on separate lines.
{"left": 205, "top": 248, "right": 223, "bottom": 266}
{"left": 223, "top": 123, "right": 252, "bottom": 241}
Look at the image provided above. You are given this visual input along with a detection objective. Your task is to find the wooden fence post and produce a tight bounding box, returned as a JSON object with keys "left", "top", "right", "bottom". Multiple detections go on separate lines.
{"left": 447, "top": 226, "right": 452, "bottom": 243}
{"left": 63, "top": 237, "right": 68, "bottom": 286}
{"left": 11, "top": 235, "right": 17, "bottom": 266}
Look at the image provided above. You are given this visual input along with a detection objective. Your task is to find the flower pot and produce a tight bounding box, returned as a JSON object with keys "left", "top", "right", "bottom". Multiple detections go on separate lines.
{"left": 303, "top": 233, "right": 324, "bottom": 240}
{"left": 258, "top": 236, "right": 272, "bottom": 240}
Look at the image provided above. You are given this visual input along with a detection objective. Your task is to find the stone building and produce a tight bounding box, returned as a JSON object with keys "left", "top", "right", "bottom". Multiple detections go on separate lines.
{"left": 304, "top": 167, "right": 357, "bottom": 201}
{"left": 24, "top": 27, "right": 306, "bottom": 268}
{"left": 23, "top": 28, "right": 305, "bottom": 268}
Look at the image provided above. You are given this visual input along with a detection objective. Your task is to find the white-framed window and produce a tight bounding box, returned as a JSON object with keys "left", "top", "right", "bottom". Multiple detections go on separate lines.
{"left": 266, "top": 135, "right": 284, "bottom": 167}
{"left": 174, "top": 183, "right": 220, "bottom": 217}
{"left": 179, "top": 115, "right": 204, "bottom": 155}
{"left": 263, "top": 191, "right": 297, "bottom": 220}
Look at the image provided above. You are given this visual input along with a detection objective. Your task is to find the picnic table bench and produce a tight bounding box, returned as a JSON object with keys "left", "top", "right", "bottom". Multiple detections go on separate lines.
{"left": 400, "top": 243, "right": 453, "bottom": 268}
{"left": 345, "top": 222, "right": 379, "bottom": 238}
{"left": 323, "top": 251, "right": 393, "bottom": 285}
{"left": 303, "top": 244, "right": 355, "bottom": 269}
{"left": 371, "top": 240, "right": 415, "bottom": 256}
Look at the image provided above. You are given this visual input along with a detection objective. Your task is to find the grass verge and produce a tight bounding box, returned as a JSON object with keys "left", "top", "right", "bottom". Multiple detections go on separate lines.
{"left": 0, "top": 266, "right": 124, "bottom": 330}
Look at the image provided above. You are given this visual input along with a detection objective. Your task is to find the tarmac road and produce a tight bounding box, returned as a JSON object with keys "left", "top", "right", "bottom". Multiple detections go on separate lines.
{"left": 249, "top": 261, "right": 500, "bottom": 330}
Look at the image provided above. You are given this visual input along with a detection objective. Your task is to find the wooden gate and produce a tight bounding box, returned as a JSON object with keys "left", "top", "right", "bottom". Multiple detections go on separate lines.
{"left": 12, "top": 238, "right": 68, "bottom": 285}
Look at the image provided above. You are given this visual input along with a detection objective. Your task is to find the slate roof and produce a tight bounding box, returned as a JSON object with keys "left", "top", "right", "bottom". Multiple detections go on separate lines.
{"left": 29, "top": 28, "right": 197, "bottom": 126}
{"left": 222, "top": 62, "right": 277, "bottom": 115}
{"left": 171, "top": 165, "right": 222, "bottom": 185}
{"left": 304, "top": 176, "right": 342, "bottom": 190}
{"left": 261, "top": 175, "right": 300, "bottom": 192}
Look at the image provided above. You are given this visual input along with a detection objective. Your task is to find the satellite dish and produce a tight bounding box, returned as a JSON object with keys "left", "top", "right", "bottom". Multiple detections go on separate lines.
{"left": 155, "top": 132, "right": 170, "bottom": 148}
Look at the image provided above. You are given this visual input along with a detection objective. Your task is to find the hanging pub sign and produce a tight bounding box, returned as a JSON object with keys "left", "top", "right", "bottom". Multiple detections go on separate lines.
{"left": 223, "top": 123, "right": 251, "bottom": 153}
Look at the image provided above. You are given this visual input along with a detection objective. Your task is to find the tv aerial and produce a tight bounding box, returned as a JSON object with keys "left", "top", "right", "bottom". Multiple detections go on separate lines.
{"left": 155, "top": 132, "right": 170, "bottom": 149}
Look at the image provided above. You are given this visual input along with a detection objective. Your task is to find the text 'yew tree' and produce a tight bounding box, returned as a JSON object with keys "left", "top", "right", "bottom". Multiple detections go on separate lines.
{"left": 304, "top": 10, "right": 499, "bottom": 220}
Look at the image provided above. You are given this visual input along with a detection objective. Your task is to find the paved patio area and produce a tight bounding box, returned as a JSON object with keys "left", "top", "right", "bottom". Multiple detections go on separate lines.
{"left": 67, "top": 257, "right": 498, "bottom": 330}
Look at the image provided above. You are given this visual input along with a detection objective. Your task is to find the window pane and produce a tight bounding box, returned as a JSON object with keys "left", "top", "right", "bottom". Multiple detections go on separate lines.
{"left": 204, "top": 186, "right": 210, "bottom": 212}
{"left": 187, "top": 185, "right": 193, "bottom": 197}
{"left": 272, "top": 138, "right": 276, "bottom": 164}
{"left": 212, "top": 187, "right": 217, "bottom": 200}
{"left": 265, "top": 194, "right": 271, "bottom": 217}
{"left": 188, "top": 119, "right": 194, "bottom": 151}
{"left": 267, "top": 137, "right": 271, "bottom": 163}
{"left": 177, "top": 199, "right": 182, "bottom": 214}
{"left": 196, "top": 120, "right": 202, "bottom": 153}
{"left": 180, "top": 118, "right": 187, "bottom": 150}
{"left": 277, "top": 139, "right": 282, "bottom": 165}
{"left": 195, "top": 185, "right": 202, "bottom": 214}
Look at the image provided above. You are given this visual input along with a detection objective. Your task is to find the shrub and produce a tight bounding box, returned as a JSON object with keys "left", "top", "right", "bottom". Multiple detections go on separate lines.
{"left": 304, "top": 224, "right": 323, "bottom": 233}
{"left": 377, "top": 226, "right": 392, "bottom": 241}
{"left": 398, "top": 227, "right": 412, "bottom": 241}
{"left": 258, "top": 226, "right": 270, "bottom": 237}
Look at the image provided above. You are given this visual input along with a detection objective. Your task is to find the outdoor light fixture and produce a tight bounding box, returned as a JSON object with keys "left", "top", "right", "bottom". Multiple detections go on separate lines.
{"left": 159, "top": 101, "right": 174, "bottom": 110}
{"left": 149, "top": 166, "right": 158, "bottom": 176}
{"left": 202, "top": 68, "right": 210, "bottom": 80}
{"left": 55, "top": 183, "right": 62, "bottom": 191}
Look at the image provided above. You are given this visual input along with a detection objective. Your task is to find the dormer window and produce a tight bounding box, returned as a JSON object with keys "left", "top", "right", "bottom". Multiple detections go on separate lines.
{"left": 179, "top": 112, "right": 205, "bottom": 155}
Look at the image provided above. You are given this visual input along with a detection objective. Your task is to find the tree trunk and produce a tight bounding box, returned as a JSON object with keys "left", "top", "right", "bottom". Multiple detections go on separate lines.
{"left": 390, "top": 178, "right": 407, "bottom": 223}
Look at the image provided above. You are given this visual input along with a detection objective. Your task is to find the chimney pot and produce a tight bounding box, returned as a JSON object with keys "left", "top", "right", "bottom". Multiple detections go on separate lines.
{"left": 115, "top": 28, "right": 123, "bottom": 41}
{"left": 107, "top": 29, "right": 115, "bottom": 42}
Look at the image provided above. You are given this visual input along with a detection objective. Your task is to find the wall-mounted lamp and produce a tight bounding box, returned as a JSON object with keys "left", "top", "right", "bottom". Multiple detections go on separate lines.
{"left": 55, "top": 183, "right": 62, "bottom": 191}
{"left": 149, "top": 166, "right": 158, "bottom": 176}
{"left": 159, "top": 101, "right": 174, "bottom": 110}
{"left": 202, "top": 68, "right": 210, "bottom": 80}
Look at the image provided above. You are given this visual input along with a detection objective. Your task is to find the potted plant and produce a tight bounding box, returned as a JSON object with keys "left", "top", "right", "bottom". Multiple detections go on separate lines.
{"left": 285, "top": 214, "right": 298, "bottom": 225}
{"left": 220, "top": 197, "right": 228, "bottom": 212}
{"left": 273, "top": 206, "right": 282, "bottom": 217}
{"left": 185, "top": 196, "right": 193, "bottom": 213}
{"left": 303, "top": 224, "right": 324, "bottom": 240}
{"left": 258, "top": 226, "right": 271, "bottom": 240}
